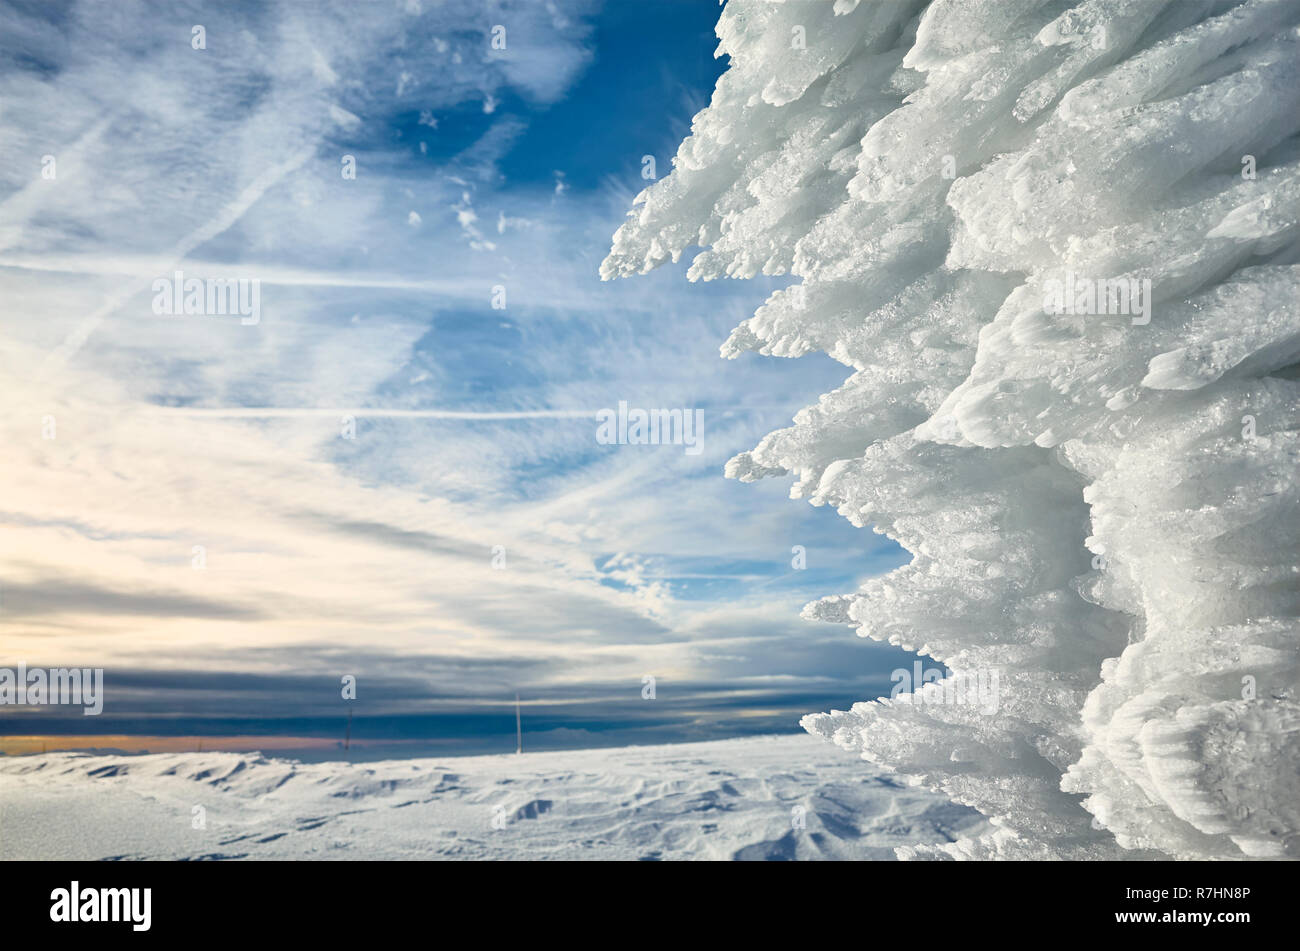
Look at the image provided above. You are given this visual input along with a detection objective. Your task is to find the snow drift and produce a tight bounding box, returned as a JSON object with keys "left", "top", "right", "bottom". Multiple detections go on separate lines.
{"left": 0, "top": 736, "right": 986, "bottom": 860}
{"left": 603, "top": 0, "right": 1300, "bottom": 860}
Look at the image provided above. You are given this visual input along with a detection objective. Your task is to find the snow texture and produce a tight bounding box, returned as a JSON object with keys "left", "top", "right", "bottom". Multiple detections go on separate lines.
{"left": 0, "top": 736, "right": 986, "bottom": 860}
{"left": 603, "top": 0, "right": 1300, "bottom": 860}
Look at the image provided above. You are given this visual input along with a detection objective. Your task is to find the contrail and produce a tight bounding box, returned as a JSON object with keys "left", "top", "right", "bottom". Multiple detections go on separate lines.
{"left": 37, "top": 146, "right": 317, "bottom": 380}
{"left": 148, "top": 407, "right": 600, "bottom": 420}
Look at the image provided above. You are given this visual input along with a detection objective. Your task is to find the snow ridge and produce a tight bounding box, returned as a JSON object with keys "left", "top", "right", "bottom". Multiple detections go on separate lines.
{"left": 602, "top": 0, "right": 1300, "bottom": 859}
{"left": 0, "top": 737, "right": 987, "bottom": 860}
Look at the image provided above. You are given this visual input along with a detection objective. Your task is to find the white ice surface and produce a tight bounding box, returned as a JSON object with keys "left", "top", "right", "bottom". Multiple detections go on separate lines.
{"left": 0, "top": 735, "right": 987, "bottom": 860}
{"left": 604, "top": 0, "right": 1300, "bottom": 859}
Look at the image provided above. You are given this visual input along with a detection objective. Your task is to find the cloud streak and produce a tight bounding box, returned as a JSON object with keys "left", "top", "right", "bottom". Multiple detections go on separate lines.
{"left": 0, "top": 0, "right": 906, "bottom": 744}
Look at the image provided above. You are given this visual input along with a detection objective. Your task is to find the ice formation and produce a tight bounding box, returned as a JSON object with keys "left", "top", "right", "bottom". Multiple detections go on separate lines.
{"left": 603, "top": 0, "right": 1300, "bottom": 859}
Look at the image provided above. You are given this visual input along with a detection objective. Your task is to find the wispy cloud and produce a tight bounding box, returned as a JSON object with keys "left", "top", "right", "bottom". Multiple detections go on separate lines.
{"left": 0, "top": 0, "right": 904, "bottom": 741}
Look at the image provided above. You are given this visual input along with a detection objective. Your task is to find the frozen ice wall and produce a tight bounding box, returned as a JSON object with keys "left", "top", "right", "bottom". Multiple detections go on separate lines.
{"left": 603, "top": 0, "right": 1300, "bottom": 859}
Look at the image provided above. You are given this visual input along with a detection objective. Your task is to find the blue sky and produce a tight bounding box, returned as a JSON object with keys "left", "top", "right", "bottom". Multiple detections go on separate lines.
{"left": 0, "top": 0, "right": 918, "bottom": 756}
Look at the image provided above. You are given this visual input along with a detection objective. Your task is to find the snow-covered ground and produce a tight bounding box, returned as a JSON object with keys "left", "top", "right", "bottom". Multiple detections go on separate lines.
{"left": 0, "top": 734, "right": 987, "bottom": 860}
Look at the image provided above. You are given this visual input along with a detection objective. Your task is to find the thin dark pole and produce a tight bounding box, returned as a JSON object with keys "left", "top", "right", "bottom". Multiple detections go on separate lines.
{"left": 344, "top": 707, "right": 353, "bottom": 752}
{"left": 515, "top": 694, "right": 522, "bottom": 755}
